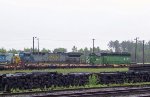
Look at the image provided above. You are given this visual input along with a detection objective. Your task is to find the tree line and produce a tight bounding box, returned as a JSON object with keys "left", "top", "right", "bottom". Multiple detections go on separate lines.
{"left": 108, "top": 40, "right": 150, "bottom": 63}
{"left": 0, "top": 40, "right": 150, "bottom": 63}
{"left": 0, "top": 46, "right": 106, "bottom": 54}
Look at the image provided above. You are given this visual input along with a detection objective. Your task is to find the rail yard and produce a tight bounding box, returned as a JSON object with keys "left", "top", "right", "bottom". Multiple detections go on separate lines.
{"left": 0, "top": 64, "right": 149, "bottom": 96}
{"left": 0, "top": 51, "right": 149, "bottom": 97}
{"left": 0, "top": 48, "right": 148, "bottom": 97}
{"left": 1, "top": 0, "right": 150, "bottom": 96}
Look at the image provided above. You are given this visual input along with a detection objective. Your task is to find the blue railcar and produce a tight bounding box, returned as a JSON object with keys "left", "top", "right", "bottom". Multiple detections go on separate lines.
{"left": 19, "top": 52, "right": 34, "bottom": 63}
{"left": 32, "top": 52, "right": 48, "bottom": 63}
{"left": 0, "top": 54, "right": 7, "bottom": 64}
{"left": 6, "top": 53, "right": 14, "bottom": 63}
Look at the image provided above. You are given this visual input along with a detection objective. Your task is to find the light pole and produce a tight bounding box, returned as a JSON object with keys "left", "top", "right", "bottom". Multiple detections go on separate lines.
{"left": 134, "top": 37, "right": 139, "bottom": 64}
{"left": 37, "top": 38, "right": 39, "bottom": 55}
{"left": 92, "top": 39, "right": 95, "bottom": 54}
{"left": 142, "top": 40, "right": 145, "bottom": 65}
{"left": 33, "top": 37, "right": 37, "bottom": 53}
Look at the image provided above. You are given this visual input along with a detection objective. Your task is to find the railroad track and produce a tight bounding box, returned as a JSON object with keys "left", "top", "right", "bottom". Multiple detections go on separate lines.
{"left": 1, "top": 86, "right": 150, "bottom": 97}
{"left": 2, "top": 65, "right": 129, "bottom": 70}
{"left": 32, "top": 87, "right": 150, "bottom": 97}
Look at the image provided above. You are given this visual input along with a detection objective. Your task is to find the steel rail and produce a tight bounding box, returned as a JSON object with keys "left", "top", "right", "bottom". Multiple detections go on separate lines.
{"left": 32, "top": 87, "right": 150, "bottom": 97}
{"left": 1, "top": 86, "right": 150, "bottom": 97}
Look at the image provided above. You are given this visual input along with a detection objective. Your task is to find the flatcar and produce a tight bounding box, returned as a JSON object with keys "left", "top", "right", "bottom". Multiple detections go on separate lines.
{"left": 88, "top": 52, "right": 131, "bottom": 65}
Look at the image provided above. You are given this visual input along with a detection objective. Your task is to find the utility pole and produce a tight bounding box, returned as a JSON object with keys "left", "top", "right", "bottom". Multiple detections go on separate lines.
{"left": 37, "top": 38, "right": 39, "bottom": 55}
{"left": 33, "top": 37, "right": 34, "bottom": 53}
{"left": 33, "top": 37, "right": 37, "bottom": 53}
{"left": 143, "top": 40, "right": 145, "bottom": 65}
{"left": 134, "top": 37, "right": 138, "bottom": 64}
{"left": 33, "top": 37, "right": 36, "bottom": 53}
{"left": 92, "top": 39, "right": 95, "bottom": 54}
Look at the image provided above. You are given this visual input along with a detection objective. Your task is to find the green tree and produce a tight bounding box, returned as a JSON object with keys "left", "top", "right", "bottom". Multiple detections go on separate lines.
{"left": 78, "top": 48, "right": 84, "bottom": 53}
{"left": 24, "top": 48, "right": 32, "bottom": 52}
{"left": 108, "top": 40, "right": 150, "bottom": 63}
{"left": 41, "top": 48, "right": 51, "bottom": 53}
{"left": 0, "top": 48, "right": 7, "bottom": 53}
{"left": 95, "top": 46, "right": 101, "bottom": 53}
{"left": 8, "top": 49, "right": 18, "bottom": 54}
{"left": 53, "top": 48, "right": 67, "bottom": 53}
{"left": 108, "top": 40, "right": 121, "bottom": 52}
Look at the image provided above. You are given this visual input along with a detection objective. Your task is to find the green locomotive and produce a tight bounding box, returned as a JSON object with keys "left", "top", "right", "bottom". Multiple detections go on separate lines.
{"left": 88, "top": 52, "right": 131, "bottom": 65}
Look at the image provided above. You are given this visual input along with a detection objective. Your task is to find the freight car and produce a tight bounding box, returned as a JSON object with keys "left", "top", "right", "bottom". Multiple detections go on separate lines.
{"left": 19, "top": 52, "right": 83, "bottom": 64}
{"left": 88, "top": 52, "right": 131, "bottom": 65}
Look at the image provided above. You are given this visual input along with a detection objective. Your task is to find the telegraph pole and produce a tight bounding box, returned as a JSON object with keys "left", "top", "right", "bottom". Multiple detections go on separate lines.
{"left": 143, "top": 40, "right": 145, "bottom": 65}
{"left": 92, "top": 39, "right": 95, "bottom": 54}
{"left": 134, "top": 37, "right": 138, "bottom": 64}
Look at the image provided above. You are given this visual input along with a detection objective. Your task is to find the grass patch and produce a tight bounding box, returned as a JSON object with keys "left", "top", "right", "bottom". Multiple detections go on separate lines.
{"left": 88, "top": 74, "right": 99, "bottom": 86}
{"left": 9, "top": 82, "right": 150, "bottom": 93}
{"left": 0, "top": 68, "right": 128, "bottom": 74}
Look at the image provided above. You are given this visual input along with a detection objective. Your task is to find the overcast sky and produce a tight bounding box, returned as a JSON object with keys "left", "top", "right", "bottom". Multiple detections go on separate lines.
{"left": 0, "top": 0, "right": 150, "bottom": 51}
